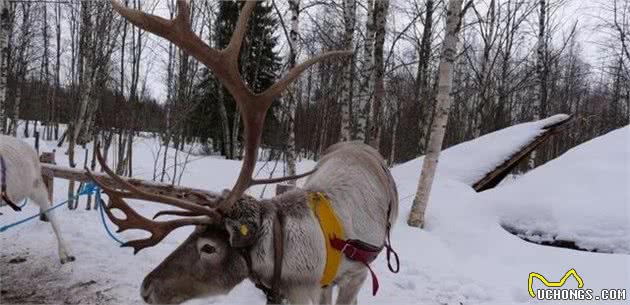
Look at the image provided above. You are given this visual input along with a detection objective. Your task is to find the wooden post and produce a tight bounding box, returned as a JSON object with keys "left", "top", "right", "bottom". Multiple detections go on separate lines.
{"left": 34, "top": 131, "right": 40, "bottom": 153}
{"left": 39, "top": 151, "right": 55, "bottom": 222}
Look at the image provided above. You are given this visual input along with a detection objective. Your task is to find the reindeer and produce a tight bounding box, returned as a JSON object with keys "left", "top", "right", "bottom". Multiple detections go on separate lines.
{"left": 88, "top": 1, "right": 399, "bottom": 304}
{"left": 0, "top": 135, "right": 75, "bottom": 264}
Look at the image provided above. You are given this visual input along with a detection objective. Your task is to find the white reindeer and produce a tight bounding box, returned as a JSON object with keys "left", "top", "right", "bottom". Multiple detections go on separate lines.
{"left": 0, "top": 135, "right": 75, "bottom": 264}
{"left": 89, "top": 2, "right": 398, "bottom": 304}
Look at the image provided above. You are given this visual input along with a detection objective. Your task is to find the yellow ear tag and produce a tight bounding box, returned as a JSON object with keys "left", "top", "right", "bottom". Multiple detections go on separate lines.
{"left": 240, "top": 225, "right": 249, "bottom": 236}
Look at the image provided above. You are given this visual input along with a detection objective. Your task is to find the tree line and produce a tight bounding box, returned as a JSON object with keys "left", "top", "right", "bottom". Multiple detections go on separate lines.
{"left": 0, "top": 0, "right": 627, "bottom": 186}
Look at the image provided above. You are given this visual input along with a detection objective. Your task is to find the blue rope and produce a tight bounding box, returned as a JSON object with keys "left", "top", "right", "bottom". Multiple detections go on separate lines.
{"left": 0, "top": 195, "right": 76, "bottom": 233}
{"left": 96, "top": 190, "right": 125, "bottom": 245}
{"left": 0, "top": 182, "right": 127, "bottom": 246}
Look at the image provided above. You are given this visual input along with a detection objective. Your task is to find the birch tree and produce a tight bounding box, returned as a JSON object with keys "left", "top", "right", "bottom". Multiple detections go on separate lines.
{"left": 367, "top": 0, "right": 389, "bottom": 148}
{"left": 529, "top": 0, "right": 547, "bottom": 169}
{"left": 408, "top": 0, "right": 468, "bottom": 228}
{"left": 356, "top": 0, "right": 375, "bottom": 142}
{"left": 10, "top": 2, "right": 34, "bottom": 137}
{"left": 285, "top": 0, "right": 300, "bottom": 182}
{"left": 339, "top": 0, "right": 356, "bottom": 142}
{"left": 415, "top": 0, "right": 435, "bottom": 152}
{"left": 0, "top": 1, "right": 9, "bottom": 134}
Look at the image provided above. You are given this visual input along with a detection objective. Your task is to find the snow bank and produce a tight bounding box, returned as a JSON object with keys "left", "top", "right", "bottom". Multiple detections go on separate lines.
{"left": 486, "top": 126, "right": 630, "bottom": 254}
{"left": 393, "top": 114, "right": 570, "bottom": 199}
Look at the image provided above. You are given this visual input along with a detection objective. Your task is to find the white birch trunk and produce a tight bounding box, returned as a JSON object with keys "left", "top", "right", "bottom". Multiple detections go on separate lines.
{"left": 11, "top": 83, "right": 20, "bottom": 137}
{"left": 529, "top": 0, "right": 546, "bottom": 169}
{"left": 368, "top": 0, "right": 389, "bottom": 148}
{"left": 408, "top": 0, "right": 464, "bottom": 228}
{"left": 0, "top": 2, "right": 9, "bottom": 134}
{"left": 285, "top": 0, "right": 300, "bottom": 182}
{"left": 355, "top": 0, "right": 375, "bottom": 142}
{"left": 416, "top": 0, "right": 435, "bottom": 152}
{"left": 339, "top": 0, "right": 356, "bottom": 142}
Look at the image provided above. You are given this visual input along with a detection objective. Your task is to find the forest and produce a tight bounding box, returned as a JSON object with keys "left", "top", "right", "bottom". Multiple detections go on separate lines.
{"left": 0, "top": 0, "right": 627, "bottom": 182}
{"left": 0, "top": 1, "right": 629, "bottom": 304}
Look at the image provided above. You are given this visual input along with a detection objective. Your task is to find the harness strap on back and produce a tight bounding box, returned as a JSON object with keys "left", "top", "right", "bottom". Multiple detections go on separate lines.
{"left": 0, "top": 155, "right": 21, "bottom": 212}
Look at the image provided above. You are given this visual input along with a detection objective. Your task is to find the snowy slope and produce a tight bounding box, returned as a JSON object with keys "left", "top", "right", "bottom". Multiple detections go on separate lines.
{"left": 487, "top": 127, "right": 630, "bottom": 254}
{"left": 1, "top": 121, "right": 628, "bottom": 305}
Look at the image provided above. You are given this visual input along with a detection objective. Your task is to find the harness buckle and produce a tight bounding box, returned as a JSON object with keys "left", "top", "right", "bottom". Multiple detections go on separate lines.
{"left": 341, "top": 243, "right": 357, "bottom": 259}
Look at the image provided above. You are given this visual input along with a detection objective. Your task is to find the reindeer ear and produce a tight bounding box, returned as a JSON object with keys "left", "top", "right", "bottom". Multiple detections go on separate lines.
{"left": 224, "top": 218, "right": 258, "bottom": 248}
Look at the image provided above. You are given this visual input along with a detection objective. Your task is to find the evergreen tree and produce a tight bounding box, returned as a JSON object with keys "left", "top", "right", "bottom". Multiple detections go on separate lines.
{"left": 191, "top": 0, "right": 281, "bottom": 158}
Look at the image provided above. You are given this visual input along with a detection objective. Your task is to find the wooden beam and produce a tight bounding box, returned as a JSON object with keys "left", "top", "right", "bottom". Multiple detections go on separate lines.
{"left": 40, "top": 164, "right": 221, "bottom": 204}
{"left": 472, "top": 115, "right": 573, "bottom": 192}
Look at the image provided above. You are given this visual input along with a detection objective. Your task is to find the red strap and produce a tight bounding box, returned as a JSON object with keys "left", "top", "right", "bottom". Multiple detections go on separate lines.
{"left": 330, "top": 237, "right": 381, "bottom": 295}
{"left": 364, "top": 261, "right": 379, "bottom": 295}
{"left": 329, "top": 233, "right": 400, "bottom": 295}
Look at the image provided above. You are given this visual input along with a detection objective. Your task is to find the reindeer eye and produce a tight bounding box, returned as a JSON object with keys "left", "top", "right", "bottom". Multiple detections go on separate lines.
{"left": 200, "top": 244, "right": 216, "bottom": 254}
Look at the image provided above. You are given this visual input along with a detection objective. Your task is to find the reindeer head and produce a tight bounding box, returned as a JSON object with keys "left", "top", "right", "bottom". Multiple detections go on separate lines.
{"left": 88, "top": 1, "right": 351, "bottom": 303}
{"left": 140, "top": 225, "right": 247, "bottom": 304}
{"left": 137, "top": 194, "right": 265, "bottom": 304}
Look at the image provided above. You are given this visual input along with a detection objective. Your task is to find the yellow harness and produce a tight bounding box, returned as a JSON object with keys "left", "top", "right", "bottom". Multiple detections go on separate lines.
{"left": 308, "top": 192, "right": 344, "bottom": 287}
{"left": 307, "top": 191, "right": 400, "bottom": 296}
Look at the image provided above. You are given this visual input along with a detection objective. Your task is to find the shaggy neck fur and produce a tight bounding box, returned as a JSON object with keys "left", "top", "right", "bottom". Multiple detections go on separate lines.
{"left": 242, "top": 189, "right": 326, "bottom": 298}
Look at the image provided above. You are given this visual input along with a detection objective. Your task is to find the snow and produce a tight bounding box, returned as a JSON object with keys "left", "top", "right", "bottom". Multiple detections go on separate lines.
{"left": 2, "top": 119, "right": 629, "bottom": 305}
{"left": 394, "top": 114, "right": 570, "bottom": 200}
{"left": 487, "top": 127, "right": 630, "bottom": 254}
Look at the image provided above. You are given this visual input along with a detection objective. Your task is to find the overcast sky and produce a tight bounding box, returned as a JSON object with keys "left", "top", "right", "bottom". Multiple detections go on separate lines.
{"left": 127, "top": 0, "right": 615, "bottom": 104}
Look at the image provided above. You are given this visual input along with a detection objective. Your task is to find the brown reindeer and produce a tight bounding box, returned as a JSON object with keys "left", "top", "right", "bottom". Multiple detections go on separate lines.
{"left": 89, "top": 1, "right": 398, "bottom": 304}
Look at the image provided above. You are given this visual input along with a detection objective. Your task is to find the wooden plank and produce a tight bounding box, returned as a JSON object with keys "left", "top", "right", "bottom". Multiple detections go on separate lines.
{"left": 472, "top": 115, "right": 572, "bottom": 192}
{"left": 40, "top": 163, "right": 222, "bottom": 204}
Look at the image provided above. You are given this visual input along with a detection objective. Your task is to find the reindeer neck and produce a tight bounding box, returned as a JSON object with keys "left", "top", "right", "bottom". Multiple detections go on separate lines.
{"left": 246, "top": 188, "right": 314, "bottom": 290}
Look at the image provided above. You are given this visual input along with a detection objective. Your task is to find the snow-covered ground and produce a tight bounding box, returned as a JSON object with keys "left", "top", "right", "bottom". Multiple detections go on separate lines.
{"left": 1, "top": 120, "right": 628, "bottom": 305}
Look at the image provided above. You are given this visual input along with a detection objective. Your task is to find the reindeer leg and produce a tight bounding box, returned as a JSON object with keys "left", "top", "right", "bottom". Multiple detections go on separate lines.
{"left": 320, "top": 286, "right": 333, "bottom": 305}
{"left": 335, "top": 268, "right": 367, "bottom": 305}
{"left": 30, "top": 185, "right": 75, "bottom": 264}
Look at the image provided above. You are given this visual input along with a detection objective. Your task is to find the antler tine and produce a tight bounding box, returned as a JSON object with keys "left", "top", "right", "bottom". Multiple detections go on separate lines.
{"left": 153, "top": 210, "right": 204, "bottom": 220}
{"left": 111, "top": 0, "right": 175, "bottom": 38}
{"left": 94, "top": 148, "right": 220, "bottom": 218}
{"left": 87, "top": 171, "right": 213, "bottom": 254}
{"left": 250, "top": 168, "right": 317, "bottom": 186}
{"left": 111, "top": 0, "right": 223, "bottom": 70}
{"left": 261, "top": 50, "right": 354, "bottom": 103}
{"left": 225, "top": 1, "right": 257, "bottom": 56}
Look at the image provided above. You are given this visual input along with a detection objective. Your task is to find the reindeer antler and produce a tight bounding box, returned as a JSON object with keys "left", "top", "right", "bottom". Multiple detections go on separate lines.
{"left": 92, "top": 0, "right": 348, "bottom": 253}
{"left": 111, "top": 0, "right": 349, "bottom": 213}
{"left": 86, "top": 149, "right": 221, "bottom": 254}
